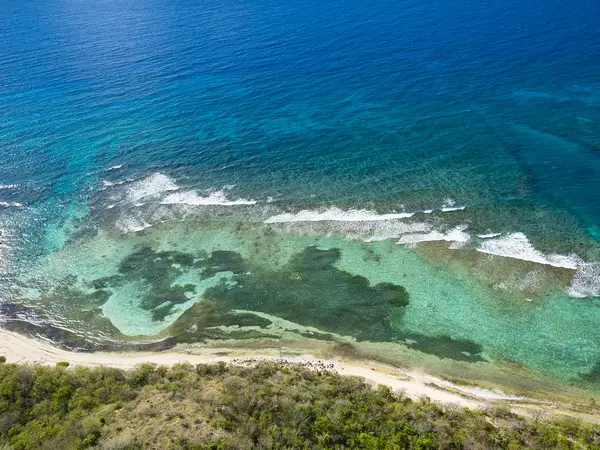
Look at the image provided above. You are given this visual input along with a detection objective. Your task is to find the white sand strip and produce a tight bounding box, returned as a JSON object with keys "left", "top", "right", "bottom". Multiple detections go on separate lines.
{"left": 0, "top": 329, "right": 507, "bottom": 408}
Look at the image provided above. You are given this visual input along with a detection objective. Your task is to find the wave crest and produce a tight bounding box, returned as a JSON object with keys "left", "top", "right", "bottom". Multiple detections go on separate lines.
{"left": 161, "top": 190, "right": 256, "bottom": 206}
{"left": 477, "top": 233, "right": 578, "bottom": 270}
{"left": 126, "top": 173, "right": 179, "bottom": 202}
{"left": 265, "top": 207, "right": 414, "bottom": 223}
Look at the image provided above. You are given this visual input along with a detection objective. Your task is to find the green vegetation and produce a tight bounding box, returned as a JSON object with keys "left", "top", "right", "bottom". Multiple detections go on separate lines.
{"left": 0, "top": 361, "right": 599, "bottom": 449}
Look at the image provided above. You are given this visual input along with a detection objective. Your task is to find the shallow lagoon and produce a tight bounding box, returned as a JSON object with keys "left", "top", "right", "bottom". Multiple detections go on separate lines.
{"left": 4, "top": 191, "right": 600, "bottom": 400}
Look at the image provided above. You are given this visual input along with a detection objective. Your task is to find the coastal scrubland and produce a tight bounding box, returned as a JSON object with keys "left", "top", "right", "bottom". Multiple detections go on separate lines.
{"left": 0, "top": 360, "right": 599, "bottom": 449}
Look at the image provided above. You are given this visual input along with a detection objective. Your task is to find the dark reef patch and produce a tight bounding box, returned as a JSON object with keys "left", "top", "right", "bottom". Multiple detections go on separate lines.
{"left": 299, "top": 331, "right": 337, "bottom": 341}
{"left": 201, "top": 246, "right": 409, "bottom": 342}
{"left": 143, "top": 284, "right": 196, "bottom": 319}
{"left": 375, "top": 282, "right": 410, "bottom": 307}
{"left": 169, "top": 301, "right": 273, "bottom": 343}
{"left": 399, "top": 333, "right": 485, "bottom": 363}
{"left": 99, "top": 247, "right": 205, "bottom": 320}
{"left": 195, "top": 250, "right": 248, "bottom": 277}
{"left": 90, "top": 275, "right": 124, "bottom": 290}
{"left": 580, "top": 361, "right": 600, "bottom": 385}
{"left": 165, "top": 246, "right": 485, "bottom": 361}
{"left": 19, "top": 244, "right": 484, "bottom": 362}
{"left": 118, "top": 247, "right": 195, "bottom": 281}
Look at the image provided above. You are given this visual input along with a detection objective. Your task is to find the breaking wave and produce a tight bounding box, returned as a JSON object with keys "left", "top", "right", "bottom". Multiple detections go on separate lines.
{"left": 265, "top": 207, "right": 414, "bottom": 223}
{"left": 477, "top": 233, "right": 578, "bottom": 270}
{"left": 161, "top": 190, "right": 256, "bottom": 206}
{"left": 476, "top": 232, "right": 600, "bottom": 298}
{"left": 125, "top": 173, "right": 179, "bottom": 202}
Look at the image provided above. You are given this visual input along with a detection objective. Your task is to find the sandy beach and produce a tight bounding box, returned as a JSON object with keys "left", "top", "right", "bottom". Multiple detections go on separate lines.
{"left": 0, "top": 328, "right": 530, "bottom": 409}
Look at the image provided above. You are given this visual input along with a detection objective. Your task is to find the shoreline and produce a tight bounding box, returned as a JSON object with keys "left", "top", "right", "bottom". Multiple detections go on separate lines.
{"left": 2, "top": 327, "right": 595, "bottom": 422}
{"left": 0, "top": 329, "right": 478, "bottom": 407}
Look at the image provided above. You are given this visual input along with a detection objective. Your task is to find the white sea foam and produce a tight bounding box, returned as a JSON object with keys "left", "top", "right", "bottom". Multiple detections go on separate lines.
{"left": 361, "top": 222, "right": 433, "bottom": 242}
{"left": 115, "top": 216, "right": 152, "bottom": 233}
{"left": 440, "top": 198, "right": 466, "bottom": 212}
{"left": 0, "top": 184, "right": 17, "bottom": 189}
{"left": 126, "top": 173, "right": 179, "bottom": 202}
{"left": 265, "top": 207, "right": 414, "bottom": 223}
{"left": 568, "top": 262, "right": 600, "bottom": 298}
{"left": 477, "top": 233, "right": 578, "bottom": 270}
{"left": 476, "top": 232, "right": 600, "bottom": 298}
{"left": 101, "top": 179, "right": 128, "bottom": 187}
{"left": 263, "top": 205, "right": 474, "bottom": 243}
{"left": 264, "top": 199, "right": 468, "bottom": 225}
{"left": 440, "top": 206, "right": 466, "bottom": 212}
{"left": 264, "top": 208, "right": 431, "bottom": 241}
{"left": 397, "top": 225, "right": 470, "bottom": 245}
{"left": 161, "top": 190, "right": 256, "bottom": 206}
{"left": 0, "top": 202, "right": 24, "bottom": 208}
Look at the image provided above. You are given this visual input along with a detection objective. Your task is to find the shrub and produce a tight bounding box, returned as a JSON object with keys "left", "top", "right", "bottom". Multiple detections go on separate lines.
{"left": 0, "top": 361, "right": 598, "bottom": 449}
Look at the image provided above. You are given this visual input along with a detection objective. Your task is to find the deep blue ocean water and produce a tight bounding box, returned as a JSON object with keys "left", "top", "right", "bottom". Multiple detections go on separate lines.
{"left": 2, "top": 0, "right": 600, "bottom": 218}
{"left": 1, "top": 0, "right": 600, "bottom": 392}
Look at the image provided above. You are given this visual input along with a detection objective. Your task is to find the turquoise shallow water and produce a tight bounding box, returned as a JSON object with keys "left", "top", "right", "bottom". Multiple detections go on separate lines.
{"left": 1, "top": 0, "right": 600, "bottom": 394}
